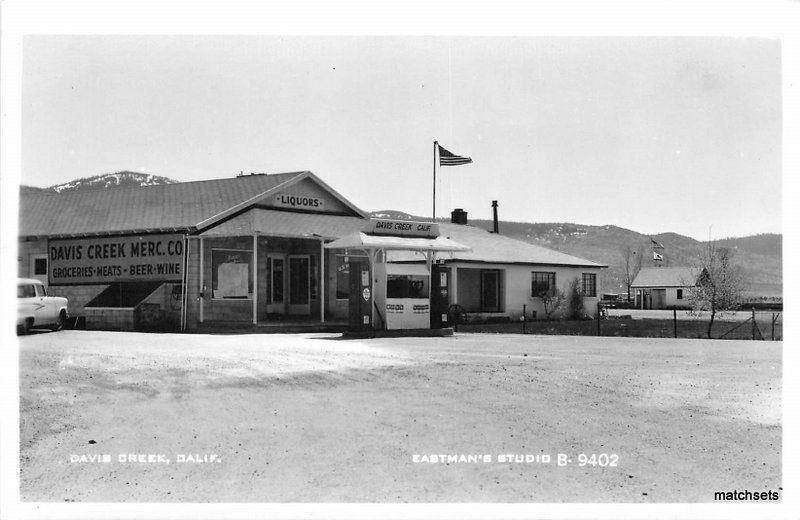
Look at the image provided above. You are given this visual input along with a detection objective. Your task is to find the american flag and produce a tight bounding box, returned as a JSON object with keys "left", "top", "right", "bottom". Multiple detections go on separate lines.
{"left": 438, "top": 144, "right": 472, "bottom": 166}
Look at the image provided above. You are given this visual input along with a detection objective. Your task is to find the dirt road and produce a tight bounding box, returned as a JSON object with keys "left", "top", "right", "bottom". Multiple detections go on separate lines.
{"left": 19, "top": 331, "right": 781, "bottom": 502}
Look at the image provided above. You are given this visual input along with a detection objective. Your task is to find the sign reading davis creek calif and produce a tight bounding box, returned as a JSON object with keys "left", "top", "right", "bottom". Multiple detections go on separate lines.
{"left": 366, "top": 219, "right": 440, "bottom": 238}
{"left": 48, "top": 234, "right": 184, "bottom": 284}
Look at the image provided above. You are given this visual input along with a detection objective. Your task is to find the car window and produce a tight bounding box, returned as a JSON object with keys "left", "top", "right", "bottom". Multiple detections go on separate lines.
{"left": 18, "top": 284, "right": 36, "bottom": 298}
{"left": 34, "top": 284, "right": 46, "bottom": 297}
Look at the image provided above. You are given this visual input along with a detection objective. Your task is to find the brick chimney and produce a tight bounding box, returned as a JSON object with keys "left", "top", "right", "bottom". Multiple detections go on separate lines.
{"left": 451, "top": 208, "right": 468, "bottom": 225}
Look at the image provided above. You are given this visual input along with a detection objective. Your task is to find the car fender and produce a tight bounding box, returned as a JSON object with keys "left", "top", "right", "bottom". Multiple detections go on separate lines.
{"left": 18, "top": 302, "right": 37, "bottom": 325}
{"left": 56, "top": 298, "right": 69, "bottom": 316}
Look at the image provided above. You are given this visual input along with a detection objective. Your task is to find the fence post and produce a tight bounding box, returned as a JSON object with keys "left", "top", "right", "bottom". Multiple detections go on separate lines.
{"left": 522, "top": 304, "right": 527, "bottom": 334}
{"left": 751, "top": 308, "right": 756, "bottom": 340}
{"left": 772, "top": 313, "right": 776, "bottom": 341}
{"left": 673, "top": 306, "right": 677, "bottom": 338}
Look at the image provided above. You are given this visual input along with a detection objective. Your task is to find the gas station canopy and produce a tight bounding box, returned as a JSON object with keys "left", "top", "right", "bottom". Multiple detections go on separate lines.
{"left": 324, "top": 232, "right": 470, "bottom": 252}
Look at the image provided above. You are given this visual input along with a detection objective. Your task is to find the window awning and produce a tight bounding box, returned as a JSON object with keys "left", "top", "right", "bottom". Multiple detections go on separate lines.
{"left": 324, "top": 232, "right": 471, "bottom": 252}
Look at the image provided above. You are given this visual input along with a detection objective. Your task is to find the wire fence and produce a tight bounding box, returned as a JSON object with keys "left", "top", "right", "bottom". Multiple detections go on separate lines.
{"left": 450, "top": 305, "right": 782, "bottom": 341}
{"left": 715, "top": 310, "right": 782, "bottom": 341}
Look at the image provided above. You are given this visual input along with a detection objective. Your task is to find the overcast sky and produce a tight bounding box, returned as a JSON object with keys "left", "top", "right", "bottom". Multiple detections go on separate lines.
{"left": 22, "top": 36, "right": 780, "bottom": 240}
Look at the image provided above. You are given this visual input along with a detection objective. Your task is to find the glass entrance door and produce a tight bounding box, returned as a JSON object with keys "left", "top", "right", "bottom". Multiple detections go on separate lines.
{"left": 288, "top": 255, "right": 311, "bottom": 315}
{"left": 267, "top": 256, "right": 285, "bottom": 315}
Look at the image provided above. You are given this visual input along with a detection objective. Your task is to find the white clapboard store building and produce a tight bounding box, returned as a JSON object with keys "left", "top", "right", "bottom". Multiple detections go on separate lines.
{"left": 18, "top": 171, "right": 606, "bottom": 331}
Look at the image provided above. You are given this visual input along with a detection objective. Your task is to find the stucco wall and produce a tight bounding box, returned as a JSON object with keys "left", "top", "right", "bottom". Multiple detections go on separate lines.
{"left": 665, "top": 287, "right": 691, "bottom": 308}
{"left": 450, "top": 262, "right": 602, "bottom": 320}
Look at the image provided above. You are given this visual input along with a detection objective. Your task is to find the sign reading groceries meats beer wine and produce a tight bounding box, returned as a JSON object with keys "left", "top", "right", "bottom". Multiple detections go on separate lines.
{"left": 48, "top": 234, "right": 184, "bottom": 284}
{"left": 366, "top": 218, "right": 439, "bottom": 238}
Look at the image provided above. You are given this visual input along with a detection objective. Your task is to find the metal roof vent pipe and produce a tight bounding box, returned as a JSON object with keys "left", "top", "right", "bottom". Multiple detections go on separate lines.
{"left": 451, "top": 208, "right": 468, "bottom": 225}
{"left": 492, "top": 200, "right": 499, "bottom": 234}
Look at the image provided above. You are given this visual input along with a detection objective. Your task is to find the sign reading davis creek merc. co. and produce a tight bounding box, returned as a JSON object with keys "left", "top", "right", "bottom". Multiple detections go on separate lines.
{"left": 48, "top": 234, "right": 184, "bottom": 284}
{"left": 366, "top": 219, "right": 439, "bottom": 238}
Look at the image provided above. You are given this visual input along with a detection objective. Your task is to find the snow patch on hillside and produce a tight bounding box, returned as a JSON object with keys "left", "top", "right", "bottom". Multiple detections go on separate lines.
{"left": 49, "top": 172, "right": 178, "bottom": 193}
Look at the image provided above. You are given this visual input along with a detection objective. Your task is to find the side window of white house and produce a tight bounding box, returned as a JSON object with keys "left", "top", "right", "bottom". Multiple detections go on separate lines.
{"left": 531, "top": 272, "right": 556, "bottom": 297}
{"left": 581, "top": 273, "right": 597, "bottom": 297}
{"left": 677, "top": 289, "right": 683, "bottom": 299}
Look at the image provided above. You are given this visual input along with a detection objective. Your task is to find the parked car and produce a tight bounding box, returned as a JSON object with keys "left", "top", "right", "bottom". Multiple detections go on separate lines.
{"left": 17, "top": 278, "right": 68, "bottom": 335}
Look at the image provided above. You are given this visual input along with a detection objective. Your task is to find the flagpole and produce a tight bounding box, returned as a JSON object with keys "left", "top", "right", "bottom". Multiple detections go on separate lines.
{"left": 433, "top": 140, "right": 438, "bottom": 220}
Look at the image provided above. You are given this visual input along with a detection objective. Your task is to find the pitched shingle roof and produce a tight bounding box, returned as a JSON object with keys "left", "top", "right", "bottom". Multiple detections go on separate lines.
{"left": 442, "top": 224, "right": 606, "bottom": 267}
{"left": 389, "top": 223, "right": 606, "bottom": 268}
{"left": 631, "top": 267, "right": 701, "bottom": 288}
{"left": 18, "top": 173, "right": 607, "bottom": 269}
{"left": 19, "top": 172, "right": 306, "bottom": 237}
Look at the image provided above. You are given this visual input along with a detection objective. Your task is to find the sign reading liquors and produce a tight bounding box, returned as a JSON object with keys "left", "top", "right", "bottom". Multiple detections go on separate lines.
{"left": 365, "top": 219, "right": 439, "bottom": 238}
{"left": 273, "top": 193, "right": 324, "bottom": 209}
{"left": 49, "top": 234, "right": 184, "bottom": 284}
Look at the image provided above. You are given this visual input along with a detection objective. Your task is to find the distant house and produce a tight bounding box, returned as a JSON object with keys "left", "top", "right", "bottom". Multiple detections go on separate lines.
{"left": 390, "top": 209, "right": 607, "bottom": 321}
{"left": 631, "top": 267, "right": 703, "bottom": 309}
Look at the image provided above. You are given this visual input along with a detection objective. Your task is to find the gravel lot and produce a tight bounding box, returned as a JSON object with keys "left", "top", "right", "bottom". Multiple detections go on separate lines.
{"left": 19, "top": 331, "right": 781, "bottom": 502}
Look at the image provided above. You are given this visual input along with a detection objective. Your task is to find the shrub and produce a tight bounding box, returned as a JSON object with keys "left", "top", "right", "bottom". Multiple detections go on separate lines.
{"left": 539, "top": 288, "right": 566, "bottom": 320}
{"left": 566, "top": 277, "right": 585, "bottom": 320}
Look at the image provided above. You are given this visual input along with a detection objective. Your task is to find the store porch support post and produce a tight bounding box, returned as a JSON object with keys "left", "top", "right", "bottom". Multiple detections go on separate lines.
{"left": 320, "top": 238, "right": 325, "bottom": 324}
{"left": 252, "top": 233, "right": 258, "bottom": 325}
{"left": 199, "top": 236, "right": 204, "bottom": 323}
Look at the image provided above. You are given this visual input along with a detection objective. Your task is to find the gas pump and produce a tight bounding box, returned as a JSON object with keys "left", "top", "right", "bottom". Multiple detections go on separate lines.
{"left": 348, "top": 257, "right": 372, "bottom": 330}
{"left": 430, "top": 263, "right": 451, "bottom": 328}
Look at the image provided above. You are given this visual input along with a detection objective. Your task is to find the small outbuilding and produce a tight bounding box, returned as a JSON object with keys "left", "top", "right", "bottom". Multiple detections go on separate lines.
{"left": 631, "top": 267, "right": 702, "bottom": 309}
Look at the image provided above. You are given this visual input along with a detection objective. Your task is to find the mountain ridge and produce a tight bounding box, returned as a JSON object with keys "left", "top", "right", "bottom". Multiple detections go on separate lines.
{"left": 22, "top": 171, "right": 179, "bottom": 194}
{"left": 371, "top": 210, "right": 782, "bottom": 298}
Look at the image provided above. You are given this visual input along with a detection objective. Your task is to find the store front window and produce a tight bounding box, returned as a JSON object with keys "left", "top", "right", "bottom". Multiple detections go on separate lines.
{"left": 212, "top": 249, "right": 253, "bottom": 299}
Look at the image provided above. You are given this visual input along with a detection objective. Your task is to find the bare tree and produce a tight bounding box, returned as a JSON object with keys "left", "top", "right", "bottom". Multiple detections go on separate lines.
{"left": 540, "top": 289, "right": 566, "bottom": 320}
{"left": 688, "top": 242, "right": 746, "bottom": 339}
{"left": 621, "top": 244, "right": 644, "bottom": 301}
